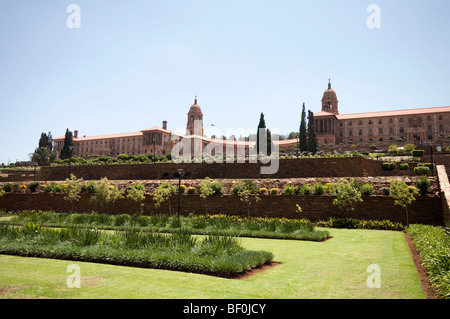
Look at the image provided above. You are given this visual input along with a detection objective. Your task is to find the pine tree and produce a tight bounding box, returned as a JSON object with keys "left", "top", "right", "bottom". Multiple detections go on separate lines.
{"left": 307, "top": 110, "right": 318, "bottom": 154}
{"left": 299, "top": 103, "right": 307, "bottom": 153}
{"left": 60, "top": 129, "right": 74, "bottom": 160}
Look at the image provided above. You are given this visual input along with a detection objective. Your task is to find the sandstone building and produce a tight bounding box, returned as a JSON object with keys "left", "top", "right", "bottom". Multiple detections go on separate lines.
{"left": 53, "top": 83, "right": 449, "bottom": 158}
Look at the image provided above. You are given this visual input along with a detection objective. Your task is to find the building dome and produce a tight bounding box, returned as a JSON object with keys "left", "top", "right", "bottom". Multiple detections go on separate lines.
{"left": 322, "top": 81, "right": 337, "bottom": 101}
{"left": 188, "top": 96, "right": 203, "bottom": 115}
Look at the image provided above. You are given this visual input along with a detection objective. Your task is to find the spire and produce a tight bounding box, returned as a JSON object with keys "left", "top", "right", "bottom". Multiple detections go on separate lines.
{"left": 194, "top": 96, "right": 197, "bottom": 104}
{"left": 328, "top": 79, "right": 331, "bottom": 90}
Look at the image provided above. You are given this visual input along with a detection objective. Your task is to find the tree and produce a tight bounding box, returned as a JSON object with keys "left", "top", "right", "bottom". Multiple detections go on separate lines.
{"left": 153, "top": 182, "right": 176, "bottom": 214}
{"left": 256, "top": 113, "right": 273, "bottom": 156}
{"left": 233, "top": 180, "right": 260, "bottom": 217}
{"left": 307, "top": 110, "right": 318, "bottom": 154}
{"left": 90, "top": 177, "right": 124, "bottom": 213}
{"left": 63, "top": 174, "right": 83, "bottom": 213}
{"left": 256, "top": 113, "right": 266, "bottom": 156}
{"left": 390, "top": 180, "right": 418, "bottom": 226}
{"left": 60, "top": 129, "right": 74, "bottom": 160}
{"left": 31, "top": 146, "right": 58, "bottom": 166}
{"left": 329, "top": 178, "right": 363, "bottom": 213}
{"left": 126, "top": 183, "right": 146, "bottom": 215}
{"left": 299, "top": 103, "right": 307, "bottom": 153}
{"left": 198, "top": 177, "right": 215, "bottom": 214}
{"left": 39, "top": 132, "right": 53, "bottom": 151}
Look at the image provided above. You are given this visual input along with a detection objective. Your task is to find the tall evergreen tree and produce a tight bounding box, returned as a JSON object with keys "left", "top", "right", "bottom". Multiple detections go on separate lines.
{"left": 256, "top": 113, "right": 266, "bottom": 155}
{"left": 38, "top": 132, "right": 53, "bottom": 150}
{"left": 299, "top": 103, "right": 307, "bottom": 153}
{"left": 307, "top": 110, "right": 318, "bottom": 154}
{"left": 60, "top": 129, "right": 74, "bottom": 160}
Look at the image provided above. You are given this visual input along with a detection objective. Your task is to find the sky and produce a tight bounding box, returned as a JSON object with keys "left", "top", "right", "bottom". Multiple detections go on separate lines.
{"left": 0, "top": 0, "right": 449, "bottom": 164}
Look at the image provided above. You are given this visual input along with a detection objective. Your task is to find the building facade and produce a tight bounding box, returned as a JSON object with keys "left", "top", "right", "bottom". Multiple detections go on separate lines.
{"left": 53, "top": 84, "right": 450, "bottom": 158}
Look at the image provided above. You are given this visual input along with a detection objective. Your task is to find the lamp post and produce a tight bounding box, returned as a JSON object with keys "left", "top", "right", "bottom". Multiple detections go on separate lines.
{"left": 177, "top": 168, "right": 183, "bottom": 219}
{"left": 68, "top": 145, "right": 74, "bottom": 178}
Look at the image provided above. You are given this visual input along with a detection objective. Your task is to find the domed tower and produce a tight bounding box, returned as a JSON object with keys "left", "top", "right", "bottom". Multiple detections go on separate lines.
{"left": 321, "top": 80, "right": 339, "bottom": 114}
{"left": 186, "top": 96, "right": 203, "bottom": 136}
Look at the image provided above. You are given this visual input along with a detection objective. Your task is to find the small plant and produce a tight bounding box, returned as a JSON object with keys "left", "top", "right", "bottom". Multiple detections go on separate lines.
{"left": 329, "top": 178, "right": 363, "bottom": 213}
{"left": 2, "top": 183, "right": 12, "bottom": 193}
{"left": 187, "top": 186, "right": 196, "bottom": 194}
{"left": 360, "top": 183, "right": 374, "bottom": 195}
{"left": 270, "top": 188, "right": 278, "bottom": 195}
{"left": 382, "top": 162, "right": 396, "bottom": 170}
{"left": 283, "top": 184, "right": 295, "bottom": 195}
{"left": 416, "top": 177, "right": 431, "bottom": 196}
{"left": 390, "top": 179, "right": 418, "bottom": 226}
{"left": 91, "top": 177, "right": 124, "bottom": 212}
{"left": 298, "top": 184, "right": 312, "bottom": 195}
{"left": 399, "top": 163, "right": 409, "bottom": 170}
{"left": 63, "top": 174, "right": 83, "bottom": 213}
{"left": 414, "top": 166, "right": 430, "bottom": 176}
{"left": 126, "top": 183, "right": 146, "bottom": 214}
{"left": 198, "top": 177, "right": 215, "bottom": 214}
{"left": 259, "top": 187, "right": 267, "bottom": 194}
{"left": 153, "top": 182, "right": 176, "bottom": 214}
{"left": 411, "top": 150, "right": 424, "bottom": 157}
{"left": 28, "top": 182, "right": 40, "bottom": 193}
{"left": 179, "top": 184, "right": 186, "bottom": 194}
{"left": 382, "top": 187, "right": 390, "bottom": 195}
{"left": 313, "top": 181, "right": 324, "bottom": 195}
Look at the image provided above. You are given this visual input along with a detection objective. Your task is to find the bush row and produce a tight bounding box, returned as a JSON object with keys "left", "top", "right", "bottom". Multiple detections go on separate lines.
{"left": 406, "top": 224, "right": 450, "bottom": 299}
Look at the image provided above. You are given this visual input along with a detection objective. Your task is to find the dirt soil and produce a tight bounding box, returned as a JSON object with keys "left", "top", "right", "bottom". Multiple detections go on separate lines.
{"left": 404, "top": 231, "right": 438, "bottom": 299}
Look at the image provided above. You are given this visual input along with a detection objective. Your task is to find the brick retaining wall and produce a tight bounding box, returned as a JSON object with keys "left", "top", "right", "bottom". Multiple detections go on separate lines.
{"left": 0, "top": 192, "right": 443, "bottom": 225}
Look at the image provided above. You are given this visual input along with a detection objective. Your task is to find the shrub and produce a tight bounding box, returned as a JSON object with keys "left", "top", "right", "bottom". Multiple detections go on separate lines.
{"left": 360, "top": 183, "right": 374, "bottom": 195}
{"left": 298, "top": 184, "right": 312, "bottom": 195}
{"left": 329, "top": 178, "right": 362, "bottom": 213}
{"left": 283, "top": 184, "right": 295, "bottom": 195}
{"left": 179, "top": 184, "right": 186, "bottom": 194}
{"left": 2, "top": 183, "right": 12, "bottom": 193}
{"left": 270, "top": 188, "right": 278, "bottom": 195}
{"left": 411, "top": 150, "right": 424, "bottom": 157}
{"left": 259, "top": 187, "right": 267, "bottom": 194}
{"left": 187, "top": 186, "right": 196, "bottom": 194}
{"left": 416, "top": 177, "right": 431, "bottom": 196}
{"left": 414, "top": 166, "right": 430, "bottom": 175}
{"left": 211, "top": 181, "right": 224, "bottom": 195}
{"left": 404, "top": 144, "right": 416, "bottom": 152}
{"left": 417, "top": 163, "right": 435, "bottom": 169}
{"left": 28, "top": 182, "right": 40, "bottom": 193}
{"left": 117, "top": 154, "right": 129, "bottom": 161}
{"left": 313, "top": 182, "right": 324, "bottom": 195}
{"left": 382, "top": 162, "right": 396, "bottom": 170}
{"left": 82, "top": 181, "right": 97, "bottom": 193}
{"left": 388, "top": 144, "right": 399, "bottom": 155}
{"left": 399, "top": 163, "right": 409, "bottom": 170}
{"left": 382, "top": 187, "right": 390, "bottom": 195}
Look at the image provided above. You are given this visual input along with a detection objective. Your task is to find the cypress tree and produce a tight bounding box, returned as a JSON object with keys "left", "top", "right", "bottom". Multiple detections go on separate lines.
{"left": 38, "top": 132, "right": 53, "bottom": 150}
{"left": 307, "top": 110, "right": 318, "bottom": 154}
{"left": 256, "top": 113, "right": 266, "bottom": 155}
{"left": 60, "top": 129, "right": 74, "bottom": 160}
{"left": 299, "top": 103, "right": 307, "bottom": 153}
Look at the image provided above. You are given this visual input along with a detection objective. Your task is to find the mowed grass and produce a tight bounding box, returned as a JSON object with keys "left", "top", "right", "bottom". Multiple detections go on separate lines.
{"left": 0, "top": 228, "right": 425, "bottom": 299}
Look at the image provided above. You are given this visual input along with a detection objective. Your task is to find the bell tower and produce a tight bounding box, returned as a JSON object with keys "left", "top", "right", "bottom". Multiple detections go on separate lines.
{"left": 321, "top": 80, "right": 339, "bottom": 114}
{"left": 186, "top": 96, "right": 204, "bottom": 136}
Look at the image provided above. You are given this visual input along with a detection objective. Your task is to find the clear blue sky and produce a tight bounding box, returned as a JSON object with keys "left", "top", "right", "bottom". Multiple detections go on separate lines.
{"left": 1, "top": 0, "right": 449, "bottom": 164}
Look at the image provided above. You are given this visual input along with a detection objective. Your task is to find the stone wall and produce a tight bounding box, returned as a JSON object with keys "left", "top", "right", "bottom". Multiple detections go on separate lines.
{"left": 37, "top": 157, "right": 420, "bottom": 181}
{"left": 0, "top": 192, "right": 443, "bottom": 226}
{"left": 436, "top": 165, "right": 450, "bottom": 227}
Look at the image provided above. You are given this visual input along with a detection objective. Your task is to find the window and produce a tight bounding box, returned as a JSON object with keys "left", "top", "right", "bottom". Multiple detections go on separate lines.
{"left": 428, "top": 125, "right": 432, "bottom": 132}
{"left": 439, "top": 115, "right": 443, "bottom": 121}
{"left": 358, "top": 120, "right": 363, "bottom": 125}
{"left": 439, "top": 125, "right": 444, "bottom": 132}
{"left": 348, "top": 121, "right": 352, "bottom": 126}
{"left": 349, "top": 129, "right": 353, "bottom": 136}
{"left": 427, "top": 116, "right": 431, "bottom": 121}
{"left": 399, "top": 118, "right": 404, "bottom": 123}
{"left": 400, "top": 127, "right": 404, "bottom": 134}
{"left": 389, "top": 118, "right": 393, "bottom": 124}
{"left": 368, "top": 120, "right": 373, "bottom": 125}
{"left": 369, "top": 128, "right": 373, "bottom": 136}
{"left": 378, "top": 119, "right": 382, "bottom": 124}
{"left": 389, "top": 127, "right": 394, "bottom": 134}
{"left": 379, "top": 128, "right": 383, "bottom": 134}
{"left": 359, "top": 129, "right": 363, "bottom": 136}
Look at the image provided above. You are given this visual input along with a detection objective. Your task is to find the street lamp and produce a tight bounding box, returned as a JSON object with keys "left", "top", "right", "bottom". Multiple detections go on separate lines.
{"left": 177, "top": 168, "right": 183, "bottom": 219}
{"left": 68, "top": 145, "right": 74, "bottom": 178}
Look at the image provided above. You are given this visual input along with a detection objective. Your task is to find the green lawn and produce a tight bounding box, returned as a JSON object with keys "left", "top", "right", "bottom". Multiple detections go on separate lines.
{"left": 0, "top": 228, "right": 425, "bottom": 299}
